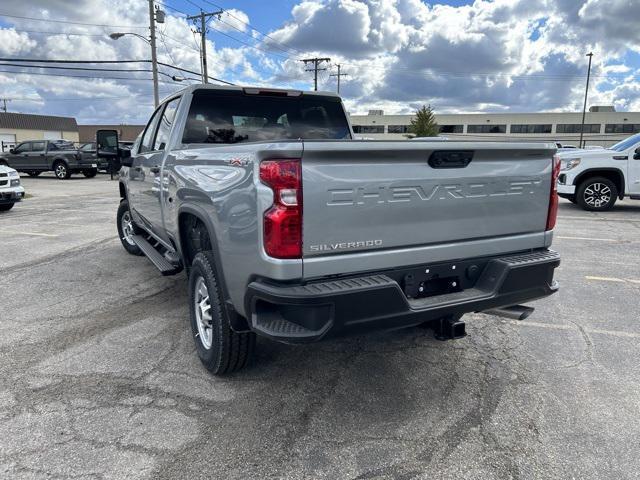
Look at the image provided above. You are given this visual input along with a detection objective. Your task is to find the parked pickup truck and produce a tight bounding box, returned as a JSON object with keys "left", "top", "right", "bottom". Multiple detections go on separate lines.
{"left": 101, "top": 85, "right": 561, "bottom": 375}
{"left": 557, "top": 132, "right": 640, "bottom": 210}
{"left": 0, "top": 140, "right": 98, "bottom": 179}
{"left": 0, "top": 164, "right": 25, "bottom": 211}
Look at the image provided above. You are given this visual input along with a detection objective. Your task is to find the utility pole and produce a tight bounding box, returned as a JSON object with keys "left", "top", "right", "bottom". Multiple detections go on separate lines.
{"left": 148, "top": 0, "right": 160, "bottom": 107}
{"left": 329, "top": 64, "right": 348, "bottom": 94}
{"left": 0, "top": 98, "right": 10, "bottom": 112}
{"left": 188, "top": 10, "right": 223, "bottom": 83}
{"left": 301, "top": 57, "right": 331, "bottom": 91}
{"left": 579, "top": 52, "right": 594, "bottom": 149}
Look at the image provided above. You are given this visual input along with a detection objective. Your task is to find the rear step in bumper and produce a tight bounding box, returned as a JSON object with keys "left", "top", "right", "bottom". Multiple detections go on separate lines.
{"left": 245, "top": 249, "right": 560, "bottom": 344}
{"left": 131, "top": 234, "right": 182, "bottom": 276}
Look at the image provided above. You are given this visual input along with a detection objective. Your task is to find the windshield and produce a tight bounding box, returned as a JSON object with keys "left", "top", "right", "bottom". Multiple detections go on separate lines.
{"left": 609, "top": 133, "right": 640, "bottom": 152}
{"left": 182, "top": 90, "right": 351, "bottom": 144}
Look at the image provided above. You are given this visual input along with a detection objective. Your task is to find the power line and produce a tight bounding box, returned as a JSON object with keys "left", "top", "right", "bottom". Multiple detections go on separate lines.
{"left": 198, "top": 0, "right": 303, "bottom": 56}
{"left": 0, "top": 12, "right": 147, "bottom": 29}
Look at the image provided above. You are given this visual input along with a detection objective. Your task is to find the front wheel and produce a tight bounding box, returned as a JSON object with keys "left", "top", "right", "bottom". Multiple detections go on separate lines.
{"left": 189, "top": 251, "right": 255, "bottom": 375}
{"left": 53, "top": 161, "right": 71, "bottom": 180}
{"left": 576, "top": 177, "right": 617, "bottom": 211}
{"left": 0, "top": 203, "right": 14, "bottom": 211}
{"left": 116, "top": 200, "right": 143, "bottom": 255}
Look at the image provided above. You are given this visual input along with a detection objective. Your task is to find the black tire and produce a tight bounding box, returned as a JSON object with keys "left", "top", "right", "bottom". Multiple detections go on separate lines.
{"left": 576, "top": 177, "right": 618, "bottom": 211}
{"left": 0, "top": 203, "right": 14, "bottom": 211}
{"left": 189, "top": 251, "right": 255, "bottom": 375}
{"left": 116, "top": 200, "right": 143, "bottom": 255}
{"left": 0, "top": 160, "right": 7, "bottom": 166}
{"left": 82, "top": 169, "right": 98, "bottom": 178}
{"left": 53, "top": 161, "right": 71, "bottom": 180}
{"left": 27, "top": 171, "right": 41, "bottom": 177}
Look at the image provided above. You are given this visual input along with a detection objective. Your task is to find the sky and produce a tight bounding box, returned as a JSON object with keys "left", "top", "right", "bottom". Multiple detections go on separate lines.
{"left": 0, "top": 0, "right": 639, "bottom": 124}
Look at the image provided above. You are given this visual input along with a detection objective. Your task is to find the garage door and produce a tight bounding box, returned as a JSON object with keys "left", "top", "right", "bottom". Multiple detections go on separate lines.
{"left": 0, "top": 133, "right": 16, "bottom": 152}
{"left": 44, "top": 131, "right": 63, "bottom": 140}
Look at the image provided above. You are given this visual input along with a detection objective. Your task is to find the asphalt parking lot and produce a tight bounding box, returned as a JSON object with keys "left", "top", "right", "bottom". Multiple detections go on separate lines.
{"left": 1, "top": 173, "right": 639, "bottom": 479}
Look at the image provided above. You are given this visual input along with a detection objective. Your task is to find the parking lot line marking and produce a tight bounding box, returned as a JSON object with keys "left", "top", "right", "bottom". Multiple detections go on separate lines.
{"left": 585, "top": 276, "right": 640, "bottom": 286}
{"left": 506, "top": 320, "right": 640, "bottom": 339}
{"left": 558, "top": 215, "right": 640, "bottom": 223}
{"left": 556, "top": 236, "right": 618, "bottom": 242}
{"left": 585, "top": 275, "right": 625, "bottom": 283}
{"left": 2, "top": 230, "right": 59, "bottom": 238}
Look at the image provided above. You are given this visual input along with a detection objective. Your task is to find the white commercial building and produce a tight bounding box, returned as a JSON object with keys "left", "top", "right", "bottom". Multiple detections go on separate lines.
{"left": 348, "top": 106, "right": 640, "bottom": 147}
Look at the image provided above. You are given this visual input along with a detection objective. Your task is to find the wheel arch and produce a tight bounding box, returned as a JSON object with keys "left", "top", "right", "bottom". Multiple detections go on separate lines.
{"left": 573, "top": 168, "right": 625, "bottom": 199}
{"left": 177, "top": 204, "right": 249, "bottom": 332}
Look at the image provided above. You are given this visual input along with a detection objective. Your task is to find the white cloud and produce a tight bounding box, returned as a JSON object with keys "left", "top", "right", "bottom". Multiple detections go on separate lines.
{"left": 0, "top": 29, "right": 37, "bottom": 55}
{"left": 1, "top": 0, "right": 640, "bottom": 123}
{"left": 213, "top": 9, "right": 250, "bottom": 33}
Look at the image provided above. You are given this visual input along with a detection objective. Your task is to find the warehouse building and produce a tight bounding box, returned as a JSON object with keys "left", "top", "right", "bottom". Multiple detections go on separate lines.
{"left": 78, "top": 124, "right": 145, "bottom": 143}
{"left": 349, "top": 106, "right": 640, "bottom": 147}
{"left": 0, "top": 112, "right": 78, "bottom": 152}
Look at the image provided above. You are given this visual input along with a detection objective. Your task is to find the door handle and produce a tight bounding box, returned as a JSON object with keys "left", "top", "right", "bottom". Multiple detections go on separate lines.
{"left": 150, "top": 166, "right": 161, "bottom": 174}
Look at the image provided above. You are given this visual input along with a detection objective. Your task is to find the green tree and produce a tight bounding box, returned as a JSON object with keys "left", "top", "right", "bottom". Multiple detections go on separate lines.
{"left": 408, "top": 104, "right": 439, "bottom": 137}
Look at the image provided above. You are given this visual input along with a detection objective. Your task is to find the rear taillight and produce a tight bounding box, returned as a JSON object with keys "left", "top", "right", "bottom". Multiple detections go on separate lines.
{"left": 546, "top": 154, "right": 561, "bottom": 231}
{"left": 260, "top": 159, "right": 302, "bottom": 258}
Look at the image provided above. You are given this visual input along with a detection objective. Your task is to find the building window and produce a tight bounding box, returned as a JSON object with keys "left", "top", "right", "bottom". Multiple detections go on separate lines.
{"left": 467, "top": 124, "right": 506, "bottom": 134}
{"left": 556, "top": 124, "right": 601, "bottom": 134}
{"left": 604, "top": 124, "right": 640, "bottom": 134}
{"left": 388, "top": 125, "right": 410, "bottom": 133}
{"left": 510, "top": 124, "right": 552, "bottom": 134}
{"left": 439, "top": 125, "right": 463, "bottom": 134}
{"left": 352, "top": 125, "right": 385, "bottom": 134}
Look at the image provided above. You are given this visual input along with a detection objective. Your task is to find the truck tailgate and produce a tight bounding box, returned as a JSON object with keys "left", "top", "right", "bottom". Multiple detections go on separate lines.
{"left": 301, "top": 141, "right": 555, "bottom": 275}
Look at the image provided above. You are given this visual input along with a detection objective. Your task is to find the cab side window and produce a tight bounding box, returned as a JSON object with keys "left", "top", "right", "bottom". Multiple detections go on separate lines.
{"left": 13, "top": 143, "right": 30, "bottom": 153}
{"left": 32, "top": 141, "right": 46, "bottom": 152}
{"left": 154, "top": 97, "right": 180, "bottom": 151}
{"left": 139, "top": 106, "right": 164, "bottom": 153}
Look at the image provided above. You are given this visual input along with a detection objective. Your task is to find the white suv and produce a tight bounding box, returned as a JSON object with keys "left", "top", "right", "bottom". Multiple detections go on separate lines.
{"left": 0, "top": 164, "right": 25, "bottom": 211}
{"left": 557, "top": 133, "right": 640, "bottom": 211}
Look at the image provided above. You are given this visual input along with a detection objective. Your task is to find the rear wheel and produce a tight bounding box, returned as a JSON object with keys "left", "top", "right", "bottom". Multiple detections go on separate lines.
{"left": 116, "top": 200, "right": 143, "bottom": 255}
{"left": 82, "top": 169, "right": 97, "bottom": 178}
{"left": 189, "top": 251, "right": 255, "bottom": 375}
{"left": 53, "top": 161, "right": 71, "bottom": 180}
{"left": 577, "top": 177, "right": 617, "bottom": 211}
{"left": 0, "top": 203, "right": 14, "bottom": 211}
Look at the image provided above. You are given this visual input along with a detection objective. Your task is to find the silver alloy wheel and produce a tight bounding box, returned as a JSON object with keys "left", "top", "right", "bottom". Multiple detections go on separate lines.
{"left": 55, "top": 163, "right": 67, "bottom": 179}
{"left": 583, "top": 182, "right": 611, "bottom": 208}
{"left": 120, "top": 211, "right": 136, "bottom": 246}
{"left": 194, "top": 276, "right": 213, "bottom": 349}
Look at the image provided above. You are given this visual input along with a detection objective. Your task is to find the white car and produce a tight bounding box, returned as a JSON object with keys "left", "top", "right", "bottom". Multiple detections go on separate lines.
{"left": 557, "top": 133, "right": 640, "bottom": 211}
{"left": 0, "top": 164, "right": 25, "bottom": 211}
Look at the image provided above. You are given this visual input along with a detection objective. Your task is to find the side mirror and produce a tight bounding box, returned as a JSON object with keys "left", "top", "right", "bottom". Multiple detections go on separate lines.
{"left": 96, "top": 129, "right": 119, "bottom": 158}
{"left": 120, "top": 149, "right": 133, "bottom": 167}
{"left": 634, "top": 147, "right": 640, "bottom": 160}
{"left": 9, "top": 149, "right": 14, "bottom": 154}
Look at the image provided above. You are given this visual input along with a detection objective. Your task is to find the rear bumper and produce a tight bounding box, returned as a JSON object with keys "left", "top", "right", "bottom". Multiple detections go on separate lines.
{"left": 245, "top": 249, "right": 560, "bottom": 344}
{"left": 0, "top": 187, "right": 25, "bottom": 204}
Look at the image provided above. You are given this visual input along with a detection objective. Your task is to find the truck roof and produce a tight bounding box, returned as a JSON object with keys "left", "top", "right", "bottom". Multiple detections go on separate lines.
{"left": 164, "top": 83, "right": 341, "bottom": 101}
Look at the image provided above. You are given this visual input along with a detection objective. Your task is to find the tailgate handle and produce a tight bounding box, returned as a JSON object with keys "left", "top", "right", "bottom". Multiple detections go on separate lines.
{"left": 428, "top": 150, "right": 474, "bottom": 169}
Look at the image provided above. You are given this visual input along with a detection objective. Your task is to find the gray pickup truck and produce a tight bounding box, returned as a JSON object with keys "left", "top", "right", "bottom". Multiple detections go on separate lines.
{"left": 0, "top": 140, "right": 98, "bottom": 179}
{"left": 101, "top": 85, "right": 561, "bottom": 375}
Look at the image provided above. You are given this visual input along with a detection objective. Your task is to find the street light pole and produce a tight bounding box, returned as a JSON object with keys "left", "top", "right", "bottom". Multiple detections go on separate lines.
{"left": 148, "top": 0, "right": 159, "bottom": 107}
{"left": 579, "top": 52, "right": 594, "bottom": 149}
